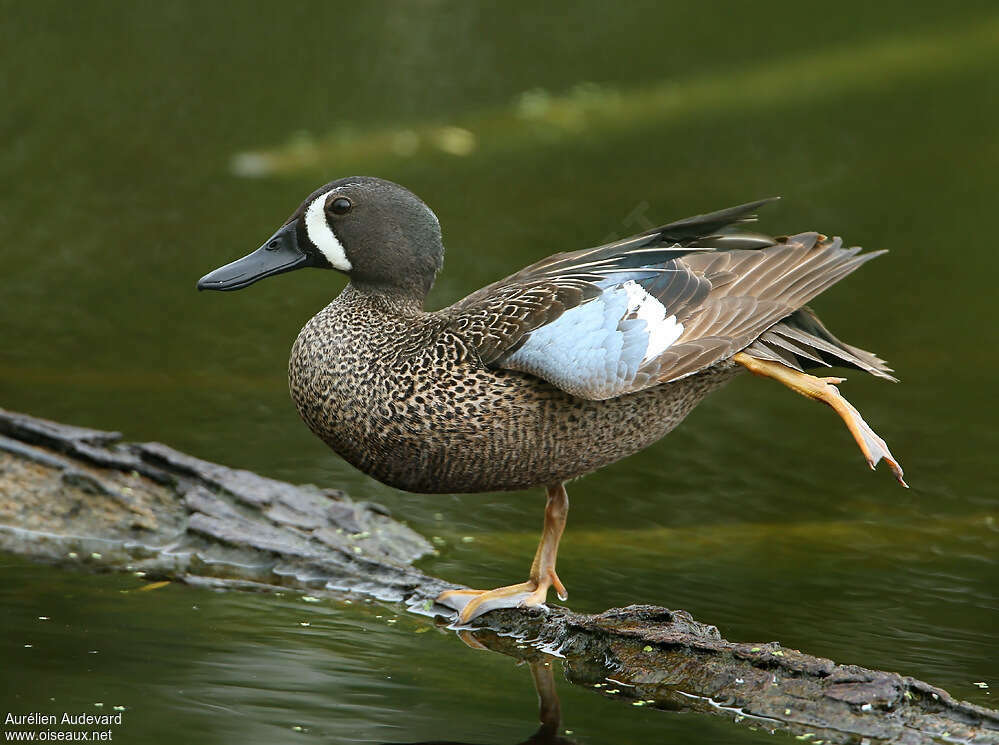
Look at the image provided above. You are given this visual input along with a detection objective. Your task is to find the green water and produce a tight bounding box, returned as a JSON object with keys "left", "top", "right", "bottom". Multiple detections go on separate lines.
{"left": 2, "top": 1, "right": 996, "bottom": 742}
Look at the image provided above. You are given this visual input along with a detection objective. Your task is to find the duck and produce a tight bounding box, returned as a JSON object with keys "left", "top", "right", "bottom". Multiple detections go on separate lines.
{"left": 197, "top": 176, "right": 905, "bottom": 623}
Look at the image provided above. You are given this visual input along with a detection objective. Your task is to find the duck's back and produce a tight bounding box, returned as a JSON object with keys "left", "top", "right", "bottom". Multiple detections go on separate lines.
{"left": 289, "top": 286, "right": 737, "bottom": 494}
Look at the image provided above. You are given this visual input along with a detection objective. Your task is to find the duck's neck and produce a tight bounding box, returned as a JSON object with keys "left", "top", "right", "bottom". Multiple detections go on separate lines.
{"left": 340, "top": 281, "right": 426, "bottom": 317}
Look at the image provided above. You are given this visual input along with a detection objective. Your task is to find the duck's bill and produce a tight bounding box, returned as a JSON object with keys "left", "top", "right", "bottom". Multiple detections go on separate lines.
{"left": 197, "top": 223, "right": 312, "bottom": 291}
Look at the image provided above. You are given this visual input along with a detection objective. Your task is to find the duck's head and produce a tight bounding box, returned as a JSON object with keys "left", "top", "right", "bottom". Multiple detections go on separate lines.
{"left": 197, "top": 176, "right": 444, "bottom": 297}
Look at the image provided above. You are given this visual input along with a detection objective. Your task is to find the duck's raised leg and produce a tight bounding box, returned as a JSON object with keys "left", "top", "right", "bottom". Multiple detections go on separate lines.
{"left": 733, "top": 352, "right": 906, "bottom": 487}
{"left": 437, "top": 483, "right": 569, "bottom": 623}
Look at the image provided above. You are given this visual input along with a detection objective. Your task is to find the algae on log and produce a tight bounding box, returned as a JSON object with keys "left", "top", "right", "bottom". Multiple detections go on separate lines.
{"left": 1, "top": 407, "right": 996, "bottom": 745}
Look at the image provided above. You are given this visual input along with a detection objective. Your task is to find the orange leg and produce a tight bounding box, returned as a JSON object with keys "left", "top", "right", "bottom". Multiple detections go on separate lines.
{"left": 529, "top": 659, "right": 562, "bottom": 740}
{"left": 437, "top": 483, "right": 569, "bottom": 623}
{"left": 733, "top": 352, "right": 906, "bottom": 487}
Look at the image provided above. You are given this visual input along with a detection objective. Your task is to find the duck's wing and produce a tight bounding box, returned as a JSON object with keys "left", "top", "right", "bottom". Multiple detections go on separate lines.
{"left": 444, "top": 198, "right": 773, "bottom": 363}
{"left": 445, "top": 200, "right": 885, "bottom": 400}
{"left": 452, "top": 198, "right": 776, "bottom": 311}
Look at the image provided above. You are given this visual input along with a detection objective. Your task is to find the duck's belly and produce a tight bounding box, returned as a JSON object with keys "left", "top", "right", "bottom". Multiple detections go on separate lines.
{"left": 289, "top": 332, "right": 740, "bottom": 493}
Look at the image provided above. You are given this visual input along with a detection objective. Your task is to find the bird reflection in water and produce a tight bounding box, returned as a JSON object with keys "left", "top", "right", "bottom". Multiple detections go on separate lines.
{"left": 387, "top": 629, "right": 576, "bottom": 745}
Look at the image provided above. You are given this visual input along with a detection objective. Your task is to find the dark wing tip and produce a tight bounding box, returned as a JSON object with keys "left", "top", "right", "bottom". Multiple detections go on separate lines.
{"left": 655, "top": 197, "right": 782, "bottom": 242}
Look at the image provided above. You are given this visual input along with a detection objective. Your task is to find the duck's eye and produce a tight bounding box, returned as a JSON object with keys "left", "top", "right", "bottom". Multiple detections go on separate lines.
{"left": 329, "top": 197, "right": 352, "bottom": 216}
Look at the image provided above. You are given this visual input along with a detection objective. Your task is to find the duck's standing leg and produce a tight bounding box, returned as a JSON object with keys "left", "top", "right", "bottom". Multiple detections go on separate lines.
{"left": 732, "top": 352, "right": 907, "bottom": 486}
{"left": 437, "top": 483, "right": 570, "bottom": 623}
{"left": 529, "top": 482, "right": 570, "bottom": 601}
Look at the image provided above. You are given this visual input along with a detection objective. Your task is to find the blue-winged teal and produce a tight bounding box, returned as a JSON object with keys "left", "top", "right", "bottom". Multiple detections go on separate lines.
{"left": 198, "top": 176, "right": 904, "bottom": 622}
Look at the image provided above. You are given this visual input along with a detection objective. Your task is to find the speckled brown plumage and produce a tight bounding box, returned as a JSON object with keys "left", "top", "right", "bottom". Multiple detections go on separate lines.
{"left": 289, "top": 285, "right": 738, "bottom": 494}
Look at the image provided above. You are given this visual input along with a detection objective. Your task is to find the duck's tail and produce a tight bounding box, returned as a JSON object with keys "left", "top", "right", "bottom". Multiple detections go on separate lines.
{"left": 743, "top": 306, "right": 897, "bottom": 382}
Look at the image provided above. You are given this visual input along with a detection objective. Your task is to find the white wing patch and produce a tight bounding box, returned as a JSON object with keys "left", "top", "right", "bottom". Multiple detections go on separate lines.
{"left": 621, "top": 281, "right": 684, "bottom": 363}
{"left": 502, "top": 280, "right": 684, "bottom": 399}
{"left": 305, "top": 190, "right": 352, "bottom": 271}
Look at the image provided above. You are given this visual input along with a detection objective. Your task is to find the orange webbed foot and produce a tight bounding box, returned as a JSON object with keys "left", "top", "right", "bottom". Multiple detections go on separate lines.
{"left": 437, "top": 569, "right": 568, "bottom": 624}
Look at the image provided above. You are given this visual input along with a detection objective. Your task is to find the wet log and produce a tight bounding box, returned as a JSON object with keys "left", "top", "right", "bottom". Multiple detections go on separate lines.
{"left": 1, "top": 407, "right": 996, "bottom": 745}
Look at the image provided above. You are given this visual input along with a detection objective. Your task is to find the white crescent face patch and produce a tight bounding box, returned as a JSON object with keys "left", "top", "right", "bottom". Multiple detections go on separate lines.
{"left": 304, "top": 190, "right": 352, "bottom": 271}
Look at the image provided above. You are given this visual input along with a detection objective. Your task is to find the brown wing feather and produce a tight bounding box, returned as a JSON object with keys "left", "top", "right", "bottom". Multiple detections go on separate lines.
{"left": 445, "top": 198, "right": 775, "bottom": 367}
{"left": 634, "top": 234, "right": 886, "bottom": 385}
{"left": 442, "top": 200, "right": 887, "bottom": 396}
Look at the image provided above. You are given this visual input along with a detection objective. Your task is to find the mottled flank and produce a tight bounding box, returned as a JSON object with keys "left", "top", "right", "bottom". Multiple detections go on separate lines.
{"left": 289, "top": 286, "right": 739, "bottom": 493}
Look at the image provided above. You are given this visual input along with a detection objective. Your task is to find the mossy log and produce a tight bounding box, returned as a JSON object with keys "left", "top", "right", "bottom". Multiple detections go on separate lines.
{"left": 1, "top": 407, "right": 996, "bottom": 744}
